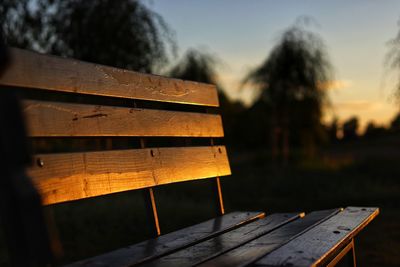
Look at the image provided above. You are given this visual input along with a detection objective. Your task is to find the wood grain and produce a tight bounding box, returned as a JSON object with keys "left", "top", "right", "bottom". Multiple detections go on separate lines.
{"left": 29, "top": 146, "right": 231, "bottom": 205}
{"left": 197, "top": 209, "right": 341, "bottom": 267}
{"left": 23, "top": 100, "right": 223, "bottom": 137}
{"left": 0, "top": 48, "right": 219, "bottom": 106}
{"left": 65, "top": 211, "right": 265, "bottom": 267}
{"left": 254, "top": 207, "right": 379, "bottom": 267}
{"left": 140, "top": 213, "right": 302, "bottom": 267}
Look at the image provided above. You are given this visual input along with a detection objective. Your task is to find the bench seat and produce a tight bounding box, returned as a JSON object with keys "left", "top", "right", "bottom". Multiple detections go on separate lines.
{"left": 66, "top": 207, "right": 378, "bottom": 267}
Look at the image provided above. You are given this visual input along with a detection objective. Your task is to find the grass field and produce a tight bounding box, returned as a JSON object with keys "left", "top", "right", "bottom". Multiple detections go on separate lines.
{"left": 1, "top": 138, "right": 399, "bottom": 266}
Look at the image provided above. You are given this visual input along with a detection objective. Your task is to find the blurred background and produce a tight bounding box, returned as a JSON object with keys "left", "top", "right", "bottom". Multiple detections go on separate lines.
{"left": 1, "top": 0, "right": 400, "bottom": 266}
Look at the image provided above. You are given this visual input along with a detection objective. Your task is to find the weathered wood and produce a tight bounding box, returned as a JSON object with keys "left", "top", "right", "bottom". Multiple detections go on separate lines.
{"left": 254, "top": 207, "right": 379, "bottom": 267}
{"left": 2, "top": 47, "right": 379, "bottom": 267}
{"left": 29, "top": 146, "right": 231, "bottom": 205}
{"left": 65, "top": 211, "right": 265, "bottom": 267}
{"left": 0, "top": 48, "right": 219, "bottom": 106}
{"left": 140, "top": 213, "right": 302, "bottom": 267}
{"left": 326, "top": 239, "right": 356, "bottom": 267}
{"left": 197, "top": 209, "right": 341, "bottom": 267}
{"left": 23, "top": 100, "right": 223, "bottom": 137}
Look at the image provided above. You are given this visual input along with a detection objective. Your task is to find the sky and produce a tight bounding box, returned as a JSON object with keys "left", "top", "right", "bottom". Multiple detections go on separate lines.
{"left": 143, "top": 0, "right": 400, "bottom": 130}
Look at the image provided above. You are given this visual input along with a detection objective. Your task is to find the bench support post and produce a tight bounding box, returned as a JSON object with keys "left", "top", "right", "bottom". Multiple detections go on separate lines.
{"left": 146, "top": 187, "right": 161, "bottom": 236}
{"left": 140, "top": 137, "right": 161, "bottom": 236}
{"left": 210, "top": 136, "right": 225, "bottom": 216}
{"left": 326, "top": 239, "right": 357, "bottom": 267}
{"left": 215, "top": 177, "right": 225, "bottom": 215}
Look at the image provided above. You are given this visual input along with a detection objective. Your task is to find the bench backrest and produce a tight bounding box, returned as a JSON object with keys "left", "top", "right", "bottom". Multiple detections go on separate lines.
{"left": 0, "top": 48, "right": 231, "bottom": 222}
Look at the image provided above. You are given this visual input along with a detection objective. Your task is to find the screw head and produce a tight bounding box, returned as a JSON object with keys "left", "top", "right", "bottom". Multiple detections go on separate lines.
{"left": 37, "top": 158, "right": 44, "bottom": 167}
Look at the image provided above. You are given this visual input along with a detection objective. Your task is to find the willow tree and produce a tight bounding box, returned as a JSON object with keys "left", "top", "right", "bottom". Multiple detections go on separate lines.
{"left": 170, "top": 49, "right": 243, "bottom": 145}
{"left": 169, "top": 48, "right": 232, "bottom": 115}
{"left": 170, "top": 49, "right": 219, "bottom": 84}
{"left": 243, "top": 22, "right": 333, "bottom": 161}
{"left": 0, "top": 0, "right": 176, "bottom": 73}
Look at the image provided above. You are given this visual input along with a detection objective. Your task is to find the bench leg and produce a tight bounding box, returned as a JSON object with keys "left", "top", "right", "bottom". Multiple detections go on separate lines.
{"left": 326, "top": 239, "right": 357, "bottom": 267}
{"left": 350, "top": 239, "right": 357, "bottom": 267}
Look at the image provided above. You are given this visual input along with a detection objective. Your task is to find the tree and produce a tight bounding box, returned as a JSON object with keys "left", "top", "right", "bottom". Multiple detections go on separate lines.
{"left": 390, "top": 112, "right": 400, "bottom": 132}
{"left": 327, "top": 117, "right": 339, "bottom": 144}
{"left": 364, "top": 121, "right": 386, "bottom": 138}
{"left": 170, "top": 49, "right": 219, "bottom": 84}
{"left": 243, "top": 19, "right": 333, "bottom": 161}
{"left": 0, "top": 0, "right": 44, "bottom": 51}
{"left": 169, "top": 49, "right": 244, "bottom": 145}
{"left": 0, "top": 0, "right": 176, "bottom": 73}
{"left": 342, "top": 117, "right": 359, "bottom": 140}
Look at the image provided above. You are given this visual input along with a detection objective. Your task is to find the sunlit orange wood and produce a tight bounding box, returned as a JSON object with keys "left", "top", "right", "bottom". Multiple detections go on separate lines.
{"left": 23, "top": 100, "right": 224, "bottom": 137}
{"left": 0, "top": 48, "right": 219, "bottom": 106}
{"left": 29, "top": 146, "right": 231, "bottom": 205}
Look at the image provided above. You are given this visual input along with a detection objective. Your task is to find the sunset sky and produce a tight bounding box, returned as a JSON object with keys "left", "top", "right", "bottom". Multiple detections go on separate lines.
{"left": 144, "top": 0, "right": 400, "bottom": 130}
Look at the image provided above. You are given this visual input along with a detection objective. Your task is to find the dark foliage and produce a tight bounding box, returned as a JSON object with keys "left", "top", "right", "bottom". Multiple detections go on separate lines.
{"left": 169, "top": 49, "right": 247, "bottom": 146}
{"left": 243, "top": 19, "right": 333, "bottom": 157}
{"left": 390, "top": 112, "right": 400, "bottom": 132}
{"left": 342, "top": 116, "right": 359, "bottom": 140}
{"left": 364, "top": 122, "right": 387, "bottom": 138}
{"left": 326, "top": 117, "right": 339, "bottom": 143}
{"left": 170, "top": 49, "right": 219, "bottom": 84}
{"left": 0, "top": 0, "right": 176, "bottom": 73}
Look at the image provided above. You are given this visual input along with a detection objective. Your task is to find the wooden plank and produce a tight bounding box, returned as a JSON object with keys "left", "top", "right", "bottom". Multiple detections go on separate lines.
{"left": 23, "top": 100, "right": 224, "bottom": 137}
{"left": 29, "top": 146, "right": 231, "bottom": 205}
{"left": 140, "top": 213, "right": 303, "bottom": 267}
{"left": 326, "top": 239, "right": 355, "bottom": 267}
{"left": 254, "top": 207, "right": 379, "bottom": 267}
{"left": 0, "top": 48, "right": 219, "bottom": 106}
{"left": 65, "top": 211, "right": 265, "bottom": 267}
{"left": 197, "top": 209, "right": 341, "bottom": 267}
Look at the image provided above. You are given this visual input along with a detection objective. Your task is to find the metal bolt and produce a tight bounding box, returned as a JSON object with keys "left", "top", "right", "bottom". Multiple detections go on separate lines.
{"left": 37, "top": 158, "right": 44, "bottom": 167}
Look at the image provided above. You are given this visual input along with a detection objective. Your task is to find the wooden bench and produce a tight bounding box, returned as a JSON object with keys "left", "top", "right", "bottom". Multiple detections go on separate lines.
{"left": 0, "top": 47, "right": 379, "bottom": 267}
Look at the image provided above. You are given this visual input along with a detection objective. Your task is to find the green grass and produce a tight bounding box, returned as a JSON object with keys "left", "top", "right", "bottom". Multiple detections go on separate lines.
{"left": 1, "top": 149, "right": 399, "bottom": 266}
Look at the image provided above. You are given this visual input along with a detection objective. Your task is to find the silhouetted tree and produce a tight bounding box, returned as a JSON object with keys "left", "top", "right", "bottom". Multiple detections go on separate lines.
{"left": 243, "top": 19, "right": 333, "bottom": 161}
{"left": 0, "top": 0, "right": 176, "bottom": 73}
{"left": 390, "top": 113, "right": 400, "bottom": 132}
{"left": 342, "top": 117, "right": 359, "bottom": 140}
{"left": 169, "top": 49, "right": 244, "bottom": 145}
{"left": 0, "top": 1, "right": 43, "bottom": 51}
{"left": 235, "top": 99, "right": 272, "bottom": 150}
{"left": 170, "top": 49, "right": 219, "bottom": 84}
{"left": 327, "top": 117, "right": 339, "bottom": 143}
{"left": 364, "top": 121, "right": 386, "bottom": 138}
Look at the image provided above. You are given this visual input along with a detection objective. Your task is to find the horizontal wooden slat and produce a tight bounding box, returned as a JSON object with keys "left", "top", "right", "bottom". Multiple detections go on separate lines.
{"left": 254, "top": 207, "right": 379, "bottom": 267}
{"left": 140, "top": 213, "right": 302, "bottom": 267}
{"left": 66, "top": 211, "right": 265, "bottom": 267}
{"left": 29, "top": 146, "right": 231, "bottom": 205}
{"left": 198, "top": 209, "right": 341, "bottom": 267}
{"left": 0, "top": 48, "right": 219, "bottom": 106}
{"left": 23, "top": 100, "right": 224, "bottom": 137}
